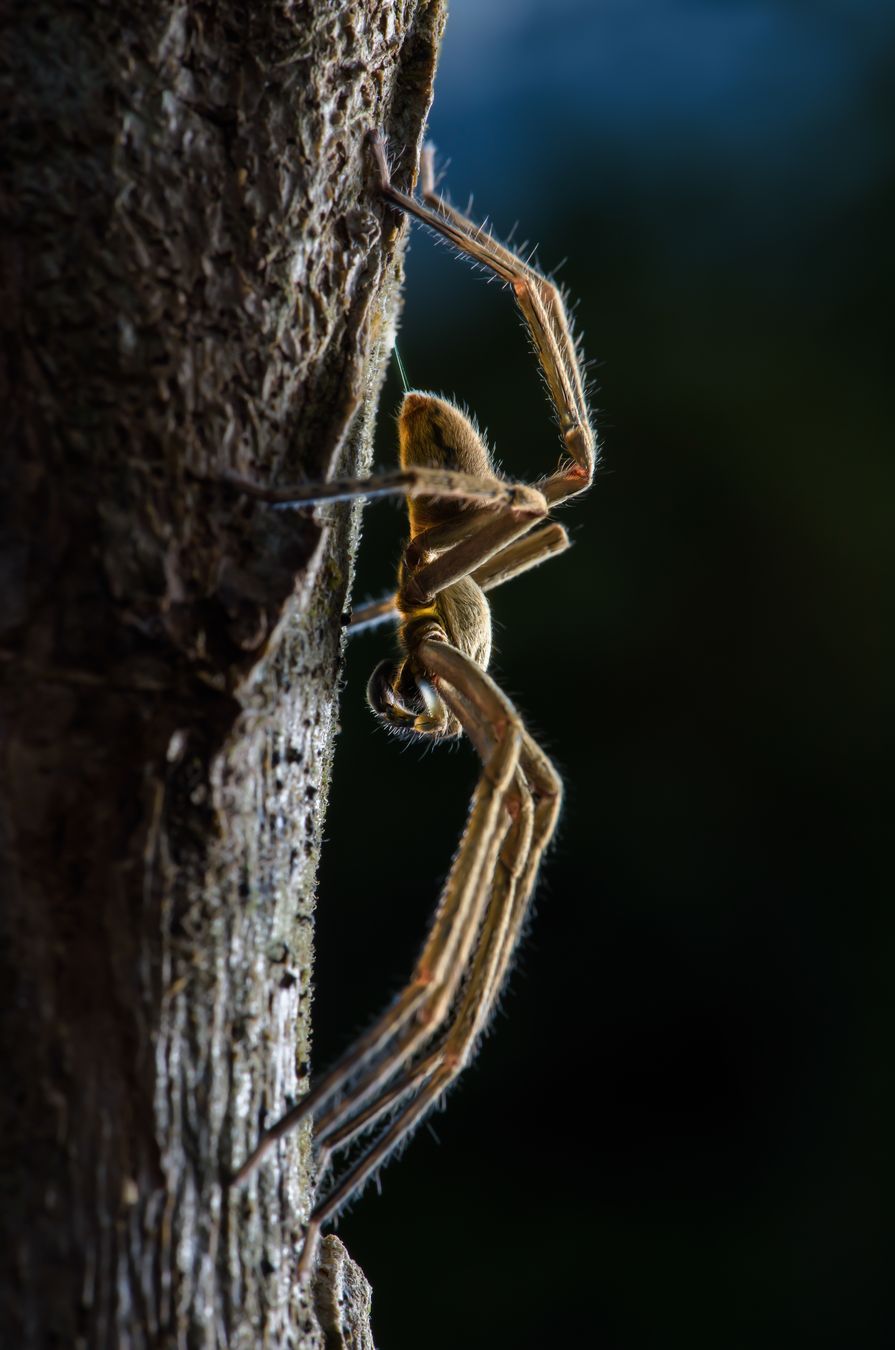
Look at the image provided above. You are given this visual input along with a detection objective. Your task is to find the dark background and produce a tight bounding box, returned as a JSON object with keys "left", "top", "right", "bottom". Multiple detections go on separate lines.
{"left": 314, "top": 3, "right": 890, "bottom": 1346}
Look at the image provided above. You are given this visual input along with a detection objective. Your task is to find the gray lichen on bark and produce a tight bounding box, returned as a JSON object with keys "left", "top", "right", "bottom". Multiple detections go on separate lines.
{"left": 0, "top": 1, "right": 446, "bottom": 1345}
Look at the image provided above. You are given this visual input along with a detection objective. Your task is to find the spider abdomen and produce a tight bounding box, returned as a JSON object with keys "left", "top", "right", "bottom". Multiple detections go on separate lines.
{"left": 399, "top": 391, "right": 499, "bottom": 532}
{"left": 434, "top": 577, "right": 492, "bottom": 671}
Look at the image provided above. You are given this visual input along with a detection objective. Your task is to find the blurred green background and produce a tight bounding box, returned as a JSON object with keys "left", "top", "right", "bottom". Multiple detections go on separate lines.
{"left": 313, "top": 2, "right": 890, "bottom": 1345}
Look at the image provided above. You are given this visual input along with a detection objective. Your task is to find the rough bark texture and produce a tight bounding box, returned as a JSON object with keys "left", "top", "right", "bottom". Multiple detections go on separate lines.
{"left": 0, "top": 1, "right": 445, "bottom": 1345}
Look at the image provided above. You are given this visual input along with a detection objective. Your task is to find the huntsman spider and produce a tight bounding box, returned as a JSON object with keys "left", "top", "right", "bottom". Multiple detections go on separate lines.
{"left": 231, "top": 132, "right": 597, "bottom": 1280}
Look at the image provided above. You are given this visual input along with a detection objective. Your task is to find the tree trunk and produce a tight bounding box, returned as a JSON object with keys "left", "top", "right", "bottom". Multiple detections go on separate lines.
{"left": 0, "top": 2, "right": 445, "bottom": 1345}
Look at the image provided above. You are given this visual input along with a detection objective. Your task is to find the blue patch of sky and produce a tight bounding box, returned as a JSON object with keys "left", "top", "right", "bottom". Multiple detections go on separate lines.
{"left": 428, "top": 0, "right": 894, "bottom": 210}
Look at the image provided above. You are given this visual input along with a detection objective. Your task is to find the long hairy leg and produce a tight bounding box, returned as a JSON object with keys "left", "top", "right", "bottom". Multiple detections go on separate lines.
{"left": 221, "top": 464, "right": 544, "bottom": 513}
{"left": 346, "top": 522, "right": 570, "bottom": 632}
{"left": 371, "top": 133, "right": 596, "bottom": 506}
{"left": 230, "top": 672, "right": 523, "bottom": 1186}
{"left": 297, "top": 736, "right": 539, "bottom": 1281}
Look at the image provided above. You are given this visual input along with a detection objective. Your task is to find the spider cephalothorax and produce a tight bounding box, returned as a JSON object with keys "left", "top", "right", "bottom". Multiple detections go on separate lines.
{"left": 372, "top": 390, "right": 504, "bottom": 739}
{"left": 230, "top": 132, "right": 597, "bottom": 1281}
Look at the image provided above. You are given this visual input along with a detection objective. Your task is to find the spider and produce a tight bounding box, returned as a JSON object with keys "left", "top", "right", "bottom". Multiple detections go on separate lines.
{"left": 230, "top": 133, "right": 596, "bottom": 1280}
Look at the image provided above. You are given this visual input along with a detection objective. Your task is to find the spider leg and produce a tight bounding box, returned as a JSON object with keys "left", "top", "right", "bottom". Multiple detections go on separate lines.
{"left": 296, "top": 1072, "right": 443, "bottom": 1281}
{"left": 221, "top": 465, "right": 544, "bottom": 513}
{"left": 310, "top": 730, "right": 535, "bottom": 1171}
{"left": 230, "top": 692, "right": 522, "bottom": 1186}
{"left": 284, "top": 746, "right": 516, "bottom": 1144}
{"left": 226, "top": 466, "right": 551, "bottom": 611}
{"left": 297, "top": 761, "right": 537, "bottom": 1283}
{"left": 416, "top": 646, "right": 564, "bottom": 1073}
{"left": 422, "top": 641, "right": 563, "bottom": 900}
{"left": 372, "top": 134, "right": 596, "bottom": 505}
{"left": 293, "top": 641, "right": 563, "bottom": 1211}
{"left": 312, "top": 1047, "right": 442, "bottom": 1180}
{"left": 402, "top": 504, "right": 535, "bottom": 570}
{"left": 294, "top": 754, "right": 529, "bottom": 1179}
{"left": 346, "top": 594, "right": 400, "bottom": 632}
{"left": 402, "top": 500, "right": 550, "bottom": 608}
{"left": 470, "top": 520, "right": 570, "bottom": 592}
{"left": 346, "top": 522, "right": 570, "bottom": 633}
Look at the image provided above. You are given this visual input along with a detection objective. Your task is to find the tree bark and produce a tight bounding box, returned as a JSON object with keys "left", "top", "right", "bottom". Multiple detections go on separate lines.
{"left": 0, "top": 1, "right": 445, "bottom": 1345}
